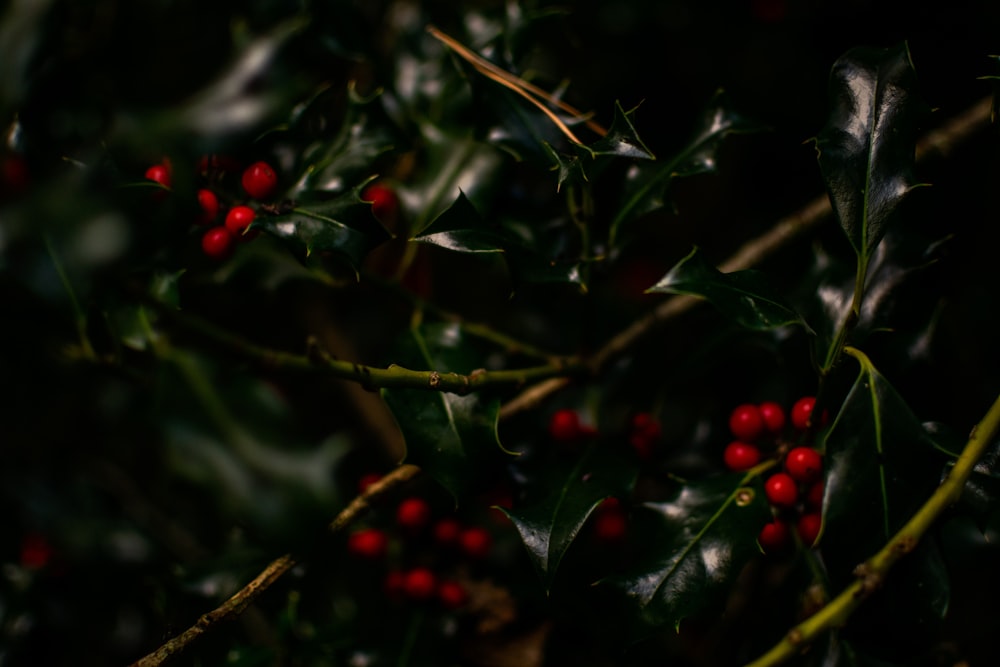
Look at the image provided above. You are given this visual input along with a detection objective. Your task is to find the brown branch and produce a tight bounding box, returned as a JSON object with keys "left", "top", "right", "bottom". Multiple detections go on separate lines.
{"left": 128, "top": 464, "right": 422, "bottom": 667}
{"left": 498, "top": 94, "right": 995, "bottom": 420}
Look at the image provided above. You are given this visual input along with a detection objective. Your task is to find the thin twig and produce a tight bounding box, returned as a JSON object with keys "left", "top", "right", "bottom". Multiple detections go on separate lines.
{"left": 128, "top": 464, "right": 422, "bottom": 667}
{"left": 427, "top": 25, "right": 607, "bottom": 143}
{"left": 498, "top": 94, "right": 995, "bottom": 420}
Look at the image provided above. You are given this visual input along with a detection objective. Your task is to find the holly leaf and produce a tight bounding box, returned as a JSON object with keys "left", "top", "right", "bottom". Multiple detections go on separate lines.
{"left": 381, "top": 323, "right": 513, "bottom": 499}
{"left": 646, "top": 246, "right": 811, "bottom": 331}
{"left": 814, "top": 43, "right": 926, "bottom": 266}
{"left": 412, "top": 190, "right": 508, "bottom": 252}
{"left": 502, "top": 446, "right": 638, "bottom": 592}
{"left": 608, "top": 90, "right": 761, "bottom": 249}
{"left": 600, "top": 473, "right": 771, "bottom": 633}
{"left": 585, "top": 101, "right": 655, "bottom": 161}
{"left": 821, "top": 347, "right": 946, "bottom": 584}
{"left": 248, "top": 184, "right": 390, "bottom": 275}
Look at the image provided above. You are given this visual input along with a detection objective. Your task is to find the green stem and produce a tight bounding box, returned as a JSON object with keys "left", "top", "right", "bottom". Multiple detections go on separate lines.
{"left": 744, "top": 389, "right": 1000, "bottom": 667}
{"left": 44, "top": 233, "right": 96, "bottom": 360}
{"left": 149, "top": 301, "right": 586, "bottom": 394}
{"left": 396, "top": 610, "right": 424, "bottom": 667}
{"left": 820, "top": 258, "right": 867, "bottom": 375}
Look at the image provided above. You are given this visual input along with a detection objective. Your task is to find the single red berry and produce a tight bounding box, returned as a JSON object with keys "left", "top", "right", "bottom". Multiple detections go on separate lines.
{"left": 357, "top": 473, "right": 382, "bottom": 494}
{"left": 384, "top": 570, "right": 406, "bottom": 599}
{"left": 19, "top": 533, "right": 53, "bottom": 570}
{"left": 549, "top": 408, "right": 582, "bottom": 442}
{"left": 436, "top": 580, "right": 468, "bottom": 609}
{"left": 791, "top": 396, "right": 828, "bottom": 431}
{"left": 758, "top": 401, "right": 786, "bottom": 434}
{"left": 347, "top": 527, "right": 388, "bottom": 560}
{"left": 402, "top": 567, "right": 437, "bottom": 601}
{"left": 396, "top": 497, "right": 432, "bottom": 532}
{"left": 764, "top": 472, "right": 799, "bottom": 508}
{"left": 785, "top": 446, "right": 823, "bottom": 483}
{"left": 805, "top": 481, "right": 824, "bottom": 509}
{"left": 241, "top": 160, "right": 278, "bottom": 200}
{"left": 592, "top": 505, "right": 628, "bottom": 543}
{"left": 729, "top": 403, "right": 765, "bottom": 442}
{"left": 362, "top": 181, "right": 399, "bottom": 223}
{"left": 196, "top": 189, "right": 219, "bottom": 224}
{"left": 145, "top": 163, "right": 171, "bottom": 189}
{"left": 758, "top": 520, "right": 791, "bottom": 554}
{"left": 225, "top": 205, "right": 256, "bottom": 236}
{"left": 1, "top": 154, "right": 29, "bottom": 195}
{"left": 458, "top": 526, "right": 492, "bottom": 559}
{"left": 797, "top": 512, "right": 822, "bottom": 547}
{"left": 723, "top": 441, "right": 761, "bottom": 471}
{"left": 433, "top": 517, "right": 462, "bottom": 546}
{"left": 201, "top": 226, "right": 234, "bottom": 260}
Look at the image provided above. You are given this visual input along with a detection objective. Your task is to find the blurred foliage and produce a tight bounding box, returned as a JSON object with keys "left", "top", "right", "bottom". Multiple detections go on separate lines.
{"left": 1, "top": 1, "right": 1000, "bottom": 666}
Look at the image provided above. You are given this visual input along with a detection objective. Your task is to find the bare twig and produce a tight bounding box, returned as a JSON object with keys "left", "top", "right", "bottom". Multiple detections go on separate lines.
{"left": 128, "top": 464, "right": 421, "bottom": 667}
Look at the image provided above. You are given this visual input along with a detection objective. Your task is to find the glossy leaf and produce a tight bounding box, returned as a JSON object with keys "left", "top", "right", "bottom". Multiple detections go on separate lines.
{"left": 412, "top": 190, "right": 507, "bottom": 252}
{"left": 249, "top": 184, "right": 390, "bottom": 274}
{"left": 381, "top": 323, "right": 511, "bottom": 498}
{"left": 646, "top": 246, "right": 810, "bottom": 330}
{"left": 586, "top": 101, "right": 655, "bottom": 161}
{"left": 601, "top": 473, "right": 771, "bottom": 632}
{"left": 502, "top": 446, "right": 638, "bottom": 592}
{"left": 814, "top": 43, "right": 924, "bottom": 264}
{"left": 821, "top": 347, "right": 946, "bottom": 581}
{"left": 608, "top": 90, "right": 761, "bottom": 248}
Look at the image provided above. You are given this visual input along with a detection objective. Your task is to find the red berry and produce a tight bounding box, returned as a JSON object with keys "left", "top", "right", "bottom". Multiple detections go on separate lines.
{"left": 402, "top": 567, "right": 437, "bottom": 600}
{"left": 433, "top": 517, "right": 462, "bottom": 546}
{"left": 437, "top": 580, "right": 468, "bottom": 609}
{"left": 347, "top": 527, "right": 388, "bottom": 560}
{"left": 396, "top": 497, "right": 432, "bottom": 531}
{"left": 201, "top": 226, "right": 234, "bottom": 260}
{"left": 791, "top": 396, "right": 828, "bottom": 431}
{"left": 549, "top": 409, "right": 582, "bottom": 442}
{"left": 1, "top": 154, "right": 29, "bottom": 195}
{"left": 384, "top": 570, "right": 406, "bottom": 599}
{"left": 225, "top": 205, "right": 256, "bottom": 236}
{"left": 785, "top": 446, "right": 823, "bottom": 483}
{"left": 758, "top": 401, "right": 786, "bottom": 434}
{"left": 758, "top": 520, "right": 791, "bottom": 554}
{"left": 629, "top": 412, "right": 661, "bottom": 460}
{"left": 145, "top": 163, "right": 171, "bottom": 189}
{"left": 196, "top": 189, "right": 219, "bottom": 224}
{"left": 729, "top": 403, "right": 765, "bottom": 442}
{"left": 723, "top": 441, "right": 761, "bottom": 471}
{"left": 458, "top": 526, "right": 492, "bottom": 559}
{"left": 764, "top": 472, "right": 799, "bottom": 508}
{"left": 797, "top": 512, "right": 822, "bottom": 547}
{"left": 362, "top": 181, "right": 399, "bottom": 223}
{"left": 241, "top": 160, "right": 278, "bottom": 200}
{"left": 357, "top": 473, "right": 382, "bottom": 494}
{"left": 592, "top": 506, "right": 628, "bottom": 543}
{"left": 19, "top": 533, "right": 53, "bottom": 570}
{"left": 805, "top": 481, "right": 824, "bottom": 509}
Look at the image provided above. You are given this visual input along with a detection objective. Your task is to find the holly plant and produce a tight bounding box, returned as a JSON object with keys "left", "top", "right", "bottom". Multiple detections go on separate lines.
{"left": 2, "top": 2, "right": 999, "bottom": 667}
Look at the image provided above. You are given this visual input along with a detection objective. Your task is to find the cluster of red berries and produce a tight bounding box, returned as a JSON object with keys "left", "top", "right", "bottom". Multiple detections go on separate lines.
{"left": 345, "top": 475, "right": 494, "bottom": 611}
{"left": 547, "top": 407, "right": 662, "bottom": 462}
{"left": 144, "top": 156, "right": 279, "bottom": 261}
{"left": 721, "top": 397, "right": 829, "bottom": 553}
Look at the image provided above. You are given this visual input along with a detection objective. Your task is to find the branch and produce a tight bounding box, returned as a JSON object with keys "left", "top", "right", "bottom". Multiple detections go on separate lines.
{"left": 499, "top": 94, "right": 995, "bottom": 420}
{"left": 744, "top": 386, "right": 1000, "bottom": 667}
{"left": 127, "top": 464, "right": 422, "bottom": 667}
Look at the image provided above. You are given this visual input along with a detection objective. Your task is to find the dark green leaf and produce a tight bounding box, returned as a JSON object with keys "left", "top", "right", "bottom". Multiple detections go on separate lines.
{"left": 814, "top": 43, "right": 925, "bottom": 263}
{"left": 586, "top": 101, "right": 655, "bottom": 161}
{"left": 502, "top": 446, "right": 638, "bottom": 592}
{"left": 821, "top": 347, "right": 946, "bottom": 583}
{"left": 609, "top": 90, "right": 761, "bottom": 248}
{"left": 249, "top": 184, "right": 390, "bottom": 275}
{"left": 381, "top": 323, "right": 513, "bottom": 499}
{"left": 601, "top": 473, "right": 771, "bottom": 632}
{"left": 412, "top": 191, "right": 507, "bottom": 252}
{"left": 646, "top": 246, "right": 811, "bottom": 331}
